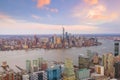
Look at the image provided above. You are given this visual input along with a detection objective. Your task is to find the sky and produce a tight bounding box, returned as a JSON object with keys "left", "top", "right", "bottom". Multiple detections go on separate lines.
{"left": 0, "top": 0, "right": 120, "bottom": 35}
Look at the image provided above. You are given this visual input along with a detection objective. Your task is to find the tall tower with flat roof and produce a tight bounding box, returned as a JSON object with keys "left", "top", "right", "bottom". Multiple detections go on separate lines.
{"left": 114, "top": 40, "right": 119, "bottom": 56}
{"left": 62, "top": 27, "right": 65, "bottom": 41}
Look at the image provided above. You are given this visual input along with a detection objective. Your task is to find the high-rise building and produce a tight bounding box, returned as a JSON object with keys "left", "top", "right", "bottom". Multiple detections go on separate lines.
{"left": 65, "top": 32, "right": 67, "bottom": 38}
{"left": 62, "top": 27, "right": 65, "bottom": 41}
{"left": 53, "top": 34, "right": 57, "bottom": 44}
{"left": 114, "top": 40, "right": 120, "bottom": 56}
{"left": 34, "top": 35, "right": 38, "bottom": 45}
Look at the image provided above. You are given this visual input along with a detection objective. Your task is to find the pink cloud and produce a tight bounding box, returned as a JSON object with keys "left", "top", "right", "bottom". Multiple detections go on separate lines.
{"left": 84, "top": 0, "right": 98, "bottom": 5}
{"left": 0, "top": 13, "right": 16, "bottom": 23}
{"left": 87, "top": 5, "right": 118, "bottom": 21}
{"left": 37, "top": 0, "right": 51, "bottom": 8}
{"left": 87, "top": 5, "right": 106, "bottom": 19}
{"left": 0, "top": 14, "right": 99, "bottom": 34}
{"left": 72, "top": 4, "right": 118, "bottom": 24}
{"left": 0, "top": 13, "right": 9, "bottom": 19}
{"left": 0, "top": 21, "right": 99, "bottom": 34}
{"left": 35, "top": 0, "right": 58, "bottom": 13}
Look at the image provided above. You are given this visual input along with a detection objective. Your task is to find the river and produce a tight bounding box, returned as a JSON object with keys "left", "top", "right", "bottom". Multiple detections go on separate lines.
{"left": 0, "top": 39, "right": 115, "bottom": 72}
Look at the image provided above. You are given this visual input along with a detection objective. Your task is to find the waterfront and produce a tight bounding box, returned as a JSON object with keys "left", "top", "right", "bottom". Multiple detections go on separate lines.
{"left": 0, "top": 34, "right": 100, "bottom": 51}
{"left": 0, "top": 39, "right": 115, "bottom": 72}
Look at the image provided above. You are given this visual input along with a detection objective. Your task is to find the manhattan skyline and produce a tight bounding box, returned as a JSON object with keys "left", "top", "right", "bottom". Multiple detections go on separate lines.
{"left": 0, "top": 0, "right": 120, "bottom": 34}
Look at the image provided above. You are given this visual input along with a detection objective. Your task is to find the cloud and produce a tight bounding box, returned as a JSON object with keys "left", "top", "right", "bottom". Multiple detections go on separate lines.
{"left": 0, "top": 17, "right": 99, "bottom": 34}
{"left": 84, "top": 0, "right": 98, "bottom": 5}
{"left": 0, "top": 13, "right": 16, "bottom": 23}
{"left": 35, "top": 0, "right": 58, "bottom": 13}
{"left": 1, "top": 18, "right": 119, "bottom": 34}
{"left": 72, "top": 4, "right": 118, "bottom": 25}
{"left": 50, "top": 8, "right": 58, "bottom": 13}
{"left": 37, "top": 0, "right": 51, "bottom": 8}
{"left": 32, "top": 14, "right": 41, "bottom": 19}
{"left": 1, "top": 13, "right": 116, "bottom": 34}
{"left": 0, "top": 14, "right": 9, "bottom": 19}
{"left": 87, "top": 5, "right": 106, "bottom": 20}
{"left": 86, "top": 5, "right": 118, "bottom": 22}
{"left": 44, "top": 7, "right": 58, "bottom": 13}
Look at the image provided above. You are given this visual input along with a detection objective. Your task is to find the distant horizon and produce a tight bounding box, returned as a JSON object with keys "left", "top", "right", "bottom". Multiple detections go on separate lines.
{"left": 0, "top": 33, "right": 120, "bottom": 36}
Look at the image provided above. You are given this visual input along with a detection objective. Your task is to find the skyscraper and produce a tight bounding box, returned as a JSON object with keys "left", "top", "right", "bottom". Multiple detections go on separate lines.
{"left": 62, "top": 27, "right": 65, "bottom": 41}
{"left": 114, "top": 40, "right": 119, "bottom": 56}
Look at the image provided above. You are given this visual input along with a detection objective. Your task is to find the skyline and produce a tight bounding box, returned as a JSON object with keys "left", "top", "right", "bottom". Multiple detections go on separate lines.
{"left": 0, "top": 0, "right": 120, "bottom": 34}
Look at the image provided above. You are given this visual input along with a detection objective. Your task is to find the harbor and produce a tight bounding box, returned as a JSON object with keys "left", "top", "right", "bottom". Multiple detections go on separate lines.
{"left": 0, "top": 38, "right": 114, "bottom": 68}
{"left": 0, "top": 37, "right": 119, "bottom": 80}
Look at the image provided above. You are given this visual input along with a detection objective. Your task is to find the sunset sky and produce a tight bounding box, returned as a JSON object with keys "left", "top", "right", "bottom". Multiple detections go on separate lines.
{"left": 0, "top": 0, "right": 120, "bottom": 34}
